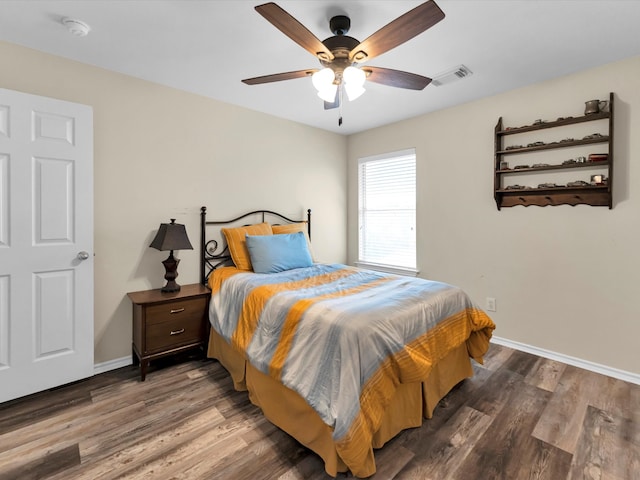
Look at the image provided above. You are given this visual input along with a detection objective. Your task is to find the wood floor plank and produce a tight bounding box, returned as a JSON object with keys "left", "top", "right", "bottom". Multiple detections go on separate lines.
{"left": 114, "top": 413, "right": 252, "bottom": 480}
{"left": 453, "top": 382, "right": 572, "bottom": 480}
{"left": 78, "top": 379, "right": 225, "bottom": 464}
{"left": 368, "top": 442, "right": 415, "bottom": 479}
{"left": 395, "top": 406, "right": 492, "bottom": 479}
{"left": 49, "top": 405, "right": 227, "bottom": 480}
{"left": 465, "top": 366, "right": 525, "bottom": 417}
{"left": 277, "top": 454, "right": 338, "bottom": 480}
{"left": 525, "top": 357, "right": 567, "bottom": 392}
{"left": 0, "top": 401, "right": 147, "bottom": 473}
{"left": 0, "top": 443, "right": 80, "bottom": 480}
{"left": 481, "top": 342, "right": 514, "bottom": 371}
{"left": 503, "top": 349, "right": 542, "bottom": 377}
{"left": 531, "top": 365, "right": 600, "bottom": 454}
{"left": 0, "top": 387, "right": 92, "bottom": 435}
{"left": 567, "top": 405, "right": 640, "bottom": 480}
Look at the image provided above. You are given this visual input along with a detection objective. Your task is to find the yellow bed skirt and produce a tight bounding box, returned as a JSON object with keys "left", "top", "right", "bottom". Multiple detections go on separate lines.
{"left": 207, "top": 329, "right": 474, "bottom": 477}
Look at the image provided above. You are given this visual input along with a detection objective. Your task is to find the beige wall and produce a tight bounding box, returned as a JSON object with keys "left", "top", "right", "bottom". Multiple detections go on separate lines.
{"left": 348, "top": 56, "right": 640, "bottom": 375}
{"left": 3, "top": 38, "right": 639, "bottom": 376}
{"left": 0, "top": 41, "right": 347, "bottom": 364}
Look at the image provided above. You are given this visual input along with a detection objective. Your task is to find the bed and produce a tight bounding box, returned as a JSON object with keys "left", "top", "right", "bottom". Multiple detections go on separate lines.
{"left": 200, "top": 206, "right": 495, "bottom": 477}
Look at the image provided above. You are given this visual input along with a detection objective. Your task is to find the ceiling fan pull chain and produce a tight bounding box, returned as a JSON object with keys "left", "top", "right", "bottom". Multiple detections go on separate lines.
{"left": 338, "top": 85, "right": 344, "bottom": 126}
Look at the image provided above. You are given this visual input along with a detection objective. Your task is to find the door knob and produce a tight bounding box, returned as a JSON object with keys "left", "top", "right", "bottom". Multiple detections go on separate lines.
{"left": 77, "top": 251, "right": 90, "bottom": 260}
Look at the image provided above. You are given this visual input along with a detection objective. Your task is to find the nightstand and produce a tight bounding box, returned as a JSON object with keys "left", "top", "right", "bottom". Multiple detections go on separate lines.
{"left": 127, "top": 283, "right": 210, "bottom": 381}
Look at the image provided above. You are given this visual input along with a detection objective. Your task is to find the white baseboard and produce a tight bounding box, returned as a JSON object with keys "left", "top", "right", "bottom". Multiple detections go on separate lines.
{"left": 93, "top": 356, "right": 132, "bottom": 375}
{"left": 492, "top": 336, "right": 640, "bottom": 386}
{"left": 94, "top": 339, "right": 640, "bottom": 386}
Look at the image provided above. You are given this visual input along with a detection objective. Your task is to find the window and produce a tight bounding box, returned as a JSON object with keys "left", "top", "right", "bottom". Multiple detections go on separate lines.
{"left": 357, "top": 149, "right": 417, "bottom": 275}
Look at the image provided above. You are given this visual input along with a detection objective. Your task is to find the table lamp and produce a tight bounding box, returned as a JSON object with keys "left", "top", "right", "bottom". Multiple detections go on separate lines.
{"left": 149, "top": 219, "right": 193, "bottom": 292}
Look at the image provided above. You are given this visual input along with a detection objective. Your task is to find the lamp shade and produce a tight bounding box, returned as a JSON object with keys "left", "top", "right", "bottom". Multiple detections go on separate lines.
{"left": 149, "top": 219, "right": 193, "bottom": 252}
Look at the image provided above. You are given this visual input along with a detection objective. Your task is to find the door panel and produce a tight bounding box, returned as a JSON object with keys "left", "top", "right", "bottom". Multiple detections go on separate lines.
{"left": 34, "top": 270, "right": 74, "bottom": 358}
{"left": 34, "top": 156, "right": 74, "bottom": 243}
{"left": 0, "top": 275, "right": 8, "bottom": 369}
{"left": 0, "top": 88, "right": 93, "bottom": 403}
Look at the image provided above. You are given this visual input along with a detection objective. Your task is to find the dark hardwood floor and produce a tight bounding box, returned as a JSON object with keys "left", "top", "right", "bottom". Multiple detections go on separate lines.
{"left": 0, "top": 344, "right": 638, "bottom": 479}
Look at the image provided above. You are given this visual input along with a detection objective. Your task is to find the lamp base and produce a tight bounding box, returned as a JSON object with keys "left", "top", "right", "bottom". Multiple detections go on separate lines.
{"left": 160, "top": 252, "right": 181, "bottom": 293}
{"left": 161, "top": 281, "right": 181, "bottom": 293}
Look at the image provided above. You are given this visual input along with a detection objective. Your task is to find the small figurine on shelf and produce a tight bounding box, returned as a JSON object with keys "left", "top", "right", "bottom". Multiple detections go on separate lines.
{"left": 567, "top": 180, "right": 590, "bottom": 187}
{"left": 584, "top": 99, "right": 607, "bottom": 115}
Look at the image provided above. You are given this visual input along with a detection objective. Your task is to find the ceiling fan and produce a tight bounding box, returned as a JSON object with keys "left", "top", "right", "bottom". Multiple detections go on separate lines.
{"left": 242, "top": 1, "right": 446, "bottom": 124}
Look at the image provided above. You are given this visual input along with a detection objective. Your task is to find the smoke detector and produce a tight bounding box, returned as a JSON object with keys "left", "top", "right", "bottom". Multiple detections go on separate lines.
{"left": 62, "top": 17, "right": 91, "bottom": 37}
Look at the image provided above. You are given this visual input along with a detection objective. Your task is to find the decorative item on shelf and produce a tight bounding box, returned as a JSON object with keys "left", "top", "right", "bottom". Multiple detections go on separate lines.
{"left": 584, "top": 99, "right": 608, "bottom": 115}
{"left": 505, "top": 184, "right": 526, "bottom": 190}
{"left": 562, "top": 159, "right": 577, "bottom": 165}
{"left": 505, "top": 144, "right": 523, "bottom": 150}
{"left": 583, "top": 133, "right": 605, "bottom": 140}
{"left": 149, "top": 219, "right": 193, "bottom": 292}
{"left": 575, "top": 156, "right": 587, "bottom": 163}
{"left": 526, "top": 141, "right": 545, "bottom": 147}
{"left": 556, "top": 116, "right": 574, "bottom": 121}
{"left": 514, "top": 164, "right": 530, "bottom": 169}
{"left": 590, "top": 175, "right": 607, "bottom": 185}
{"left": 559, "top": 137, "right": 575, "bottom": 143}
{"left": 538, "top": 183, "right": 562, "bottom": 188}
{"left": 531, "top": 163, "right": 550, "bottom": 168}
{"left": 567, "top": 180, "right": 590, "bottom": 187}
{"left": 499, "top": 161, "right": 509, "bottom": 170}
{"left": 533, "top": 119, "right": 546, "bottom": 125}
{"left": 588, "top": 153, "right": 608, "bottom": 162}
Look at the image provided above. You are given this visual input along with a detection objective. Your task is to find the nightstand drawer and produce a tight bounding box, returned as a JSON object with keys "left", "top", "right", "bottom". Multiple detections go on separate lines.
{"left": 146, "top": 316, "right": 203, "bottom": 353}
{"left": 145, "top": 297, "right": 208, "bottom": 325}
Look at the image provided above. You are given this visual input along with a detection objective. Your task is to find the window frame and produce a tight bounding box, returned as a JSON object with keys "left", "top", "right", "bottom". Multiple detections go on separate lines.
{"left": 356, "top": 148, "right": 418, "bottom": 277}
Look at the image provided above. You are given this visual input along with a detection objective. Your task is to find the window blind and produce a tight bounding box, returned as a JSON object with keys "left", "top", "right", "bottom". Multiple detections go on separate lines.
{"left": 358, "top": 150, "right": 416, "bottom": 271}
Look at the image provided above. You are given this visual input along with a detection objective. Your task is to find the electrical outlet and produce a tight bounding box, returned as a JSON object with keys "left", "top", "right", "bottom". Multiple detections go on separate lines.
{"left": 486, "top": 297, "right": 496, "bottom": 312}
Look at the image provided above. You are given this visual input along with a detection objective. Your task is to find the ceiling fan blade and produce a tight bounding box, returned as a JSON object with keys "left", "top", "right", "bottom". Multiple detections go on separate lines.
{"left": 242, "top": 69, "right": 318, "bottom": 85}
{"left": 255, "top": 3, "right": 334, "bottom": 61}
{"left": 363, "top": 67, "right": 432, "bottom": 90}
{"left": 349, "top": 0, "right": 445, "bottom": 63}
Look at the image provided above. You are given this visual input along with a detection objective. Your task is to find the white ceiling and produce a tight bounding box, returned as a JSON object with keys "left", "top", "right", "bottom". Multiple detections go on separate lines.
{"left": 1, "top": 1, "right": 639, "bottom": 135}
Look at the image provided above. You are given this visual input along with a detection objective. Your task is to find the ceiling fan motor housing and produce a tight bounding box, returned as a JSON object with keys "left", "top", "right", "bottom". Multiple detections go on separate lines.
{"left": 319, "top": 35, "right": 360, "bottom": 76}
{"left": 330, "top": 15, "right": 351, "bottom": 36}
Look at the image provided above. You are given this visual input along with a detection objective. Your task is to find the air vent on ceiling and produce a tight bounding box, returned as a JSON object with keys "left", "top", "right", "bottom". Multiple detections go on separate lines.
{"left": 431, "top": 65, "right": 473, "bottom": 87}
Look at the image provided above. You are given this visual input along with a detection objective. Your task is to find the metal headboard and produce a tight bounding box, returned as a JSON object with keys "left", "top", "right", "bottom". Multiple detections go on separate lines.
{"left": 200, "top": 206, "right": 312, "bottom": 285}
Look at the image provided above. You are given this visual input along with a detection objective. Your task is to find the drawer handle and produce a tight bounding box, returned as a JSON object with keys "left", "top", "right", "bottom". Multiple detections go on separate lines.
{"left": 170, "top": 308, "right": 185, "bottom": 314}
{"left": 170, "top": 328, "right": 185, "bottom": 336}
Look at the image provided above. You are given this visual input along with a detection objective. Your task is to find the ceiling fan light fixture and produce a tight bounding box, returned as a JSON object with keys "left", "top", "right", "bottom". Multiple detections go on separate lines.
{"left": 343, "top": 66, "right": 366, "bottom": 101}
{"left": 345, "top": 84, "right": 366, "bottom": 101}
{"left": 343, "top": 66, "right": 366, "bottom": 87}
{"left": 317, "top": 84, "right": 338, "bottom": 103}
{"left": 312, "top": 67, "right": 334, "bottom": 90}
{"left": 312, "top": 68, "right": 338, "bottom": 102}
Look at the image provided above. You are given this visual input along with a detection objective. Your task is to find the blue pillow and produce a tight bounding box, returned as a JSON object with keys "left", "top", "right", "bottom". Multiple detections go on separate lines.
{"left": 245, "top": 232, "right": 313, "bottom": 274}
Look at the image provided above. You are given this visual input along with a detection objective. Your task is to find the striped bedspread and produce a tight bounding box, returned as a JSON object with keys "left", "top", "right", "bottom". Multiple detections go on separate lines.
{"left": 208, "top": 263, "right": 495, "bottom": 475}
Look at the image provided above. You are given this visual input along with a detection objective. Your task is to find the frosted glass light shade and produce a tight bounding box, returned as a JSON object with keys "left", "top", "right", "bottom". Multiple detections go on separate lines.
{"left": 344, "top": 66, "right": 366, "bottom": 101}
{"left": 343, "top": 66, "right": 366, "bottom": 86}
{"left": 317, "top": 85, "right": 338, "bottom": 102}
{"left": 312, "top": 68, "right": 335, "bottom": 91}
{"left": 312, "top": 68, "right": 338, "bottom": 102}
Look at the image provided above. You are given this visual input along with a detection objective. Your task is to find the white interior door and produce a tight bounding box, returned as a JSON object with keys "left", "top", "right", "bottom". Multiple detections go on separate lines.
{"left": 0, "top": 88, "right": 93, "bottom": 403}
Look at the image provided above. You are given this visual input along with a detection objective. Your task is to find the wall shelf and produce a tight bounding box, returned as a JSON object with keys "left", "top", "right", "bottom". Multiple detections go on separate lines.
{"left": 494, "top": 92, "right": 614, "bottom": 209}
